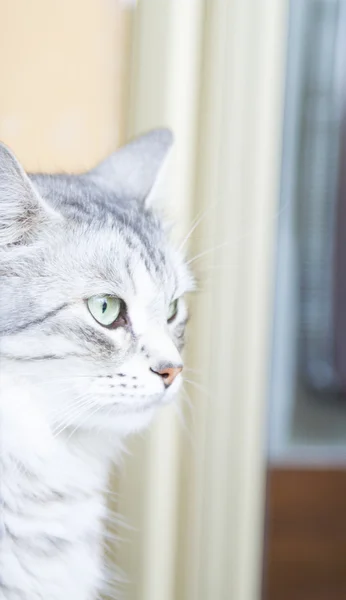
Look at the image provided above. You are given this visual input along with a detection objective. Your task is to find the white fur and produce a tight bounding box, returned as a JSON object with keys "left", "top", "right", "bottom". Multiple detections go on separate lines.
{"left": 0, "top": 324, "right": 182, "bottom": 599}
{"left": 1, "top": 373, "right": 113, "bottom": 599}
{"left": 0, "top": 130, "right": 192, "bottom": 599}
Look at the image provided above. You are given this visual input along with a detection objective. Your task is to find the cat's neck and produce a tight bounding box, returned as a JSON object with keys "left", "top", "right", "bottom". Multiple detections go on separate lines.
{"left": 1, "top": 392, "right": 116, "bottom": 529}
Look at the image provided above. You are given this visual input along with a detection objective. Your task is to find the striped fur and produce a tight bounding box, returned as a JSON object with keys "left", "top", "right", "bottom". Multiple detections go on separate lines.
{"left": 0, "top": 130, "right": 193, "bottom": 599}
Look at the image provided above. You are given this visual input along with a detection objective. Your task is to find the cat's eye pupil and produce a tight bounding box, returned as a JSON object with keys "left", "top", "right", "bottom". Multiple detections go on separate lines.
{"left": 102, "top": 301, "right": 107, "bottom": 314}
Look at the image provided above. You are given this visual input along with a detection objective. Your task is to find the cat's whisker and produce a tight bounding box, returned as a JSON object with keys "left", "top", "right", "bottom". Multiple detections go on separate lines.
{"left": 49, "top": 390, "right": 95, "bottom": 420}
{"left": 46, "top": 385, "right": 86, "bottom": 407}
{"left": 180, "top": 386, "right": 197, "bottom": 429}
{"left": 172, "top": 401, "right": 191, "bottom": 439}
{"left": 186, "top": 197, "right": 290, "bottom": 273}
{"left": 51, "top": 395, "right": 95, "bottom": 430}
{"left": 51, "top": 396, "right": 95, "bottom": 437}
{"left": 183, "top": 378, "right": 210, "bottom": 398}
{"left": 176, "top": 389, "right": 197, "bottom": 449}
{"left": 50, "top": 399, "right": 89, "bottom": 428}
{"left": 95, "top": 402, "right": 114, "bottom": 438}
{"left": 187, "top": 241, "right": 230, "bottom": 266}
{"left": 52, "top": 409, "right": 94, "bottom": 439}
{"left": 193, "top": 261, "right": 240, "bottom": 272}
{"left": 180, "top": 386, "right": 194, "bottom": 411}
{"left": 66, "top": 403, "right": 106, "bottom": 440}
{"left": 178, "top": 205, "right": 217, "bottom": 253}
{"left": 184, "top": 366, "right": 202, "bottom": 375}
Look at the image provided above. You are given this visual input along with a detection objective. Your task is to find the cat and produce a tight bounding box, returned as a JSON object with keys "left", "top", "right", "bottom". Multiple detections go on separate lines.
{"left": 0, "top": 129, "right": 193, "bottom": 599}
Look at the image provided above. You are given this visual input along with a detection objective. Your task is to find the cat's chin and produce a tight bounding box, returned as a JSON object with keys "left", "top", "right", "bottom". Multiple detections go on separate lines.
{"left": 78, "top": 402, "right": 160, "bottom": 438}
{"left": 111, "top": 384, "right": 181, "bottom": 436}
{"left": 100, "top": 405, "right": 158, "bottom": 436}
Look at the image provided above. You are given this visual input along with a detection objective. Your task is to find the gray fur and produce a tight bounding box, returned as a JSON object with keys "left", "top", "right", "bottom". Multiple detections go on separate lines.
{"left": 0, "top": 129, "right": 193, "bottom": 600}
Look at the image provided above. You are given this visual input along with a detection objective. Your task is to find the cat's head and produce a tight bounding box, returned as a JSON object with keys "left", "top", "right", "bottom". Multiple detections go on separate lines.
{"left": 0, "top": 130, "right": 193, "bottom": 438}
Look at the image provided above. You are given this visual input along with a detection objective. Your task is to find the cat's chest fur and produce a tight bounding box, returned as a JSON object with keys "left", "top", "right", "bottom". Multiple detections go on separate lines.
{"left": 0, "top": 377, "right": 113, "bottom": 600}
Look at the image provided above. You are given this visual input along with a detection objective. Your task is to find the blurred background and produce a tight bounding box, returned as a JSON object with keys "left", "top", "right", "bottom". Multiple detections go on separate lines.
{"left": 2, "top": 0, "right": 346, "bottom": 599}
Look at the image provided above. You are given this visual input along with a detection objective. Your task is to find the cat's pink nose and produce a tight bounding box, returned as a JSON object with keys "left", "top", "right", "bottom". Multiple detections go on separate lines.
{"left": 151, "top": 364, "right": 183, "bottom": 387}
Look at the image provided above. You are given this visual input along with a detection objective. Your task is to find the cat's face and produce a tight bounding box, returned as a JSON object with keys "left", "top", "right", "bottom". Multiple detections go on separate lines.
{"left": 0, "top": 130, "right": 193, "bottom": 437}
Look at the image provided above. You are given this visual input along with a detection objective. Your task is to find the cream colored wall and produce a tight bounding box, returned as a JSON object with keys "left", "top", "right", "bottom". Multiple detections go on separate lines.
{"left": 0, "top": 0, "right": 131, "bottom": 172}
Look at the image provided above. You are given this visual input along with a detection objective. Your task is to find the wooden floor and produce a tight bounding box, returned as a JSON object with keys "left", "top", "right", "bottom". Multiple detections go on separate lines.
{"left": 263, "top": 468, "right": 346, "bottom": 600}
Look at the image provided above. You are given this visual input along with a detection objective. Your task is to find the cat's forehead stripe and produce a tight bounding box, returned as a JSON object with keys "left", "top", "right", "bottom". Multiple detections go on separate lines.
{"left": 31, "top": 173, "right": 172, "bottom": 281}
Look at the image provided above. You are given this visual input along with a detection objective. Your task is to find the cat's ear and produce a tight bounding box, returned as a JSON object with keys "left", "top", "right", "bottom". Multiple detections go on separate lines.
{"left": 0, "top": 143, "right": 55, "bottom": 246}
{"left": 89, "top": 128, "right": 173, "bottom": 208}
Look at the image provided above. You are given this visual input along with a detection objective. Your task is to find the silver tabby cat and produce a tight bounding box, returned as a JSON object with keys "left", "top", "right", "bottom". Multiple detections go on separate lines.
{"left": 0, "top": 130, "right": 193, "bottom": 599}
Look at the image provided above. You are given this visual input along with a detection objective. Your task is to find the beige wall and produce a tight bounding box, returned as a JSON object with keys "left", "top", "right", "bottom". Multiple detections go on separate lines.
{"left": 0, "top": 0, "right": 131, "bottom": 172}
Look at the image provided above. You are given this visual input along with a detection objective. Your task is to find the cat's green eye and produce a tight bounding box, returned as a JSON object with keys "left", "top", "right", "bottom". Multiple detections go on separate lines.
{"left": 167, "top": 299, "right": 179, "bottom": 322}
{"left": 87, "top": 295, "right": 122, "bottom": 327}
